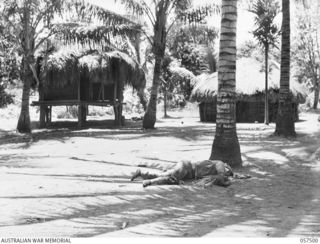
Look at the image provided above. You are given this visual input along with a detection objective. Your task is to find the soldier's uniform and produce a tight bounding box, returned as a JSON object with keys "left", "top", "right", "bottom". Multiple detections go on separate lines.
{"left": 131, "top": 160, "right": 233, "bottom": 187}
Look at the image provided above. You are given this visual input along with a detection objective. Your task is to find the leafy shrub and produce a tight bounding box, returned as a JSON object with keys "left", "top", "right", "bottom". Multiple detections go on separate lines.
{"left": 0, "top": 83, "right": 14, "bottom": 108}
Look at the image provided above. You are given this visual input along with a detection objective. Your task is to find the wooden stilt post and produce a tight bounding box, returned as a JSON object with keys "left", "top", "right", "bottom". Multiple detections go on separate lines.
{"left": 43, "top": 106, "right": 52, "bottom": 126}
{"left": 82, "top": 104, "right": 87, "bottom": 124}
{"left": 39, "top": 81, "right": 46, "bottom": 128}
{"left": 78, "top": 103, "right": 83, "bottom": 128}
{"left": 119, "top": 83, "right": 124, "bottom": 126}
{"left": 48, "top": 106, "right": 52, "bottom": 123}
{"left": 77, "top": 72, "right": 82, "bottom": 128}
{"left": 113, "top": 82, "right": 120, "bottom": 125}
{"left": 39, "top": 105, "right": 46, "bottom": 128}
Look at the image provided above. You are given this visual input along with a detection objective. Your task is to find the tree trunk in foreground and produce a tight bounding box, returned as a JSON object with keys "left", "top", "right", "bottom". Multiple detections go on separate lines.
{"left": 137, "top": 89, "right": 147, "bottom": 111}
{"left": 275, "top": 0, "right": 296, "bottom": 137}
{"left": 17, "top": 55, "right": 33, "bottom": 133}
{"left": 143, "top": 56, "right": 163, "bottom": 128}
{"left": 210, "top": 0, "right": 242, "bottom": 167}
{"left": 264, "top": 44, "right": 269, "bottom": 125}
{"left": 142, "top": 2, "right": 167, "bottom": 129}
{"left": 17, "top": 2, "right": 34, "bottom": 133}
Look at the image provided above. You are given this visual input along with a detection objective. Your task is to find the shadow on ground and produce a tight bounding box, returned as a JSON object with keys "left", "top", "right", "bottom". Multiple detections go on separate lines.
{"left": 0, "top": 113, "right": 319, "bottom": 237}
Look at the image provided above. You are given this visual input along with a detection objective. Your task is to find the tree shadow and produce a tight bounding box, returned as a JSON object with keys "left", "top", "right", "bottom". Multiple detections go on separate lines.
{"left": 1, "top": 142, "right": 319, "bottom": 237}
{"left": 1, "top": 115, "right": 320, "bottom": 237}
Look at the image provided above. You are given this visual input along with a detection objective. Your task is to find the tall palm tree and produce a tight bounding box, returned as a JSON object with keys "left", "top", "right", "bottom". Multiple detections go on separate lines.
{"left": 119, "top": 0, "right": 218, "bottom": 129}
{"left": 249, "top": 0, "right": 280, "bottom": 125}
{"left": 210, "top": 0, "right": 242, "bottom": 167}
{"left": 275, "top": 0, "right": 295, "bottom": 136}
{"left": 2, "top": 0, "right": 140, "bottom": 133}
{"left": 142, "top": 0, "right": 168, "bottom": 129}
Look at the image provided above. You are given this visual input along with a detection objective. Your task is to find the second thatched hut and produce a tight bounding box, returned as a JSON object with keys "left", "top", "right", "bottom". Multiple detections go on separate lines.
{"left": 191, "top": 58, "right": 307, "bottom": 123}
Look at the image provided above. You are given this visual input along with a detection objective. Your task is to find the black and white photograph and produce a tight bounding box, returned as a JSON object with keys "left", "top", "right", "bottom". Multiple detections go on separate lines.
{"left": 0, "top": 0, "right": 319, "bottom": 241}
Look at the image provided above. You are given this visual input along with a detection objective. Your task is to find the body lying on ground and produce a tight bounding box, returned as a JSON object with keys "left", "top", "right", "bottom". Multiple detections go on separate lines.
{"left": 131, "top": 160, "right": 233, "bottom": 187}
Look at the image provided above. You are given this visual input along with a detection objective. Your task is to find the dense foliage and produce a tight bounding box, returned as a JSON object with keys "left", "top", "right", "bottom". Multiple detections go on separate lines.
{"left": 293, "top": 5, "right": 320, "bottom": 109}
{"left": 169, "top": 24, "right": 218, "bottom": 75}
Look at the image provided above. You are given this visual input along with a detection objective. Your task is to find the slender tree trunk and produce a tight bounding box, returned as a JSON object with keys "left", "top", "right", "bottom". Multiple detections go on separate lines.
{"left": 17, "top": 2, "right": 34, "bottom": 133}
{"left": 137, "top": 88, "right": 147, "bottom": 111}
{"left": 163, "top": 86, "right": 168, "bottom": 118}
{"left": 313, "top": 78, "right": 319, "bottom": 109}
{"left": 264, "top": 44, "right": 269, "bottom": 125}
{"left": 275, "top": 0, "right": 295, "bottom": 137}
{"left": 142, "top": 2, "right": 167, "bottom": 129}
{"left": 133, "top": 33, "right": 141, "bottom": 65}
{"left": 210, "top": 0, "right": 242, "bottom": 167}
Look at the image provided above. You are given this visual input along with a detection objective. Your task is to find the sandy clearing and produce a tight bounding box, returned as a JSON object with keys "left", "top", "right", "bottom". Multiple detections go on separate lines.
{"left": 0, "top": 110, "right": 319, "bottom": 237}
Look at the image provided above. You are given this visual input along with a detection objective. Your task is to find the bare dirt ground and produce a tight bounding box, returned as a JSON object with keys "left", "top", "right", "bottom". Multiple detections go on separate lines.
{"left": 0, "top": 109, "right": 320, "bottom": 237}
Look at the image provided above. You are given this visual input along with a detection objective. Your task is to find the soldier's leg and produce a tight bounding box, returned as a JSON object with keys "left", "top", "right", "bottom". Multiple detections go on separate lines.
{"left": 131, "top": 161, "right": 191, "bottom": 183}
{"left": 131, "top": 169, "right": 162, "bottom": 181}
{"left": 160, "top": 161, "right": 192, "bottom": 180}
{"left": 143, "top": 176, "right": 179, "bottom": 188}
{"left": 132, "top": 162, "right": 185, "bottom": 181}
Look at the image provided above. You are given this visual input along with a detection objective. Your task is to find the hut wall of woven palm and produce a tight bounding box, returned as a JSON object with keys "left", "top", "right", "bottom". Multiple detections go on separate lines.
{"left": 42, "top": 47, "right": 146, "bottom": 91}
{"left": 191, "top": 58, "right": 308, "bottom": 103}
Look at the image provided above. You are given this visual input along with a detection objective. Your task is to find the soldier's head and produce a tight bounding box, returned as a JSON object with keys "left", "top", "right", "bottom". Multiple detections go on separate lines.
{"left": 224, "top": 163, "right": 233, "bottom": 177}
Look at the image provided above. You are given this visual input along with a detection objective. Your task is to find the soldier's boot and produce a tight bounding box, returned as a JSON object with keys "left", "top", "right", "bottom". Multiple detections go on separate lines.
{"left": 131, "top": 169, "right": 142, "bottom": 181}
{"left": 131, "top": 170, "right": 161, "bottom": 181}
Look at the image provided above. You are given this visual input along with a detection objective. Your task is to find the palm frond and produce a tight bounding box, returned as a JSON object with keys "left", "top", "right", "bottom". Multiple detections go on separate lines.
{"left": 116, "top": 0, "right": 146, "bottom": 16}
{"left": 178, "top": 2, "right": 220, "bottom": 24}
{"left": 63, "top": 0, "right": 141, "bottom": 26}
{"left": 54, "top": 22, "right": 141, "bottom": 48}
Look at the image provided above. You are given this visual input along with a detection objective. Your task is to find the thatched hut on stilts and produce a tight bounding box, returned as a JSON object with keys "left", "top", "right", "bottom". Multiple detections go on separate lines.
{"left": 192, "top": 58, "right": 307, "bottom": 123}
{"left": 32, "top": 48, "right": 146, "bottom": 128}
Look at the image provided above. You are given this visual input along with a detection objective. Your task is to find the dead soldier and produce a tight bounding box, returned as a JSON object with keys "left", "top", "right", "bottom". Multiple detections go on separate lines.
{"left": 131, "top": 160, "right": 233, "bottom": 187}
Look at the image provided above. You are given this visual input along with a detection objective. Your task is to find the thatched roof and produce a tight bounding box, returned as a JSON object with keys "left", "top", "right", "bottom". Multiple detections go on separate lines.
{"left": 41, "top": 48, "right": 146, "bottom": 91}
{"left": 192, "top": 58, "right": 308, "bottom": 103}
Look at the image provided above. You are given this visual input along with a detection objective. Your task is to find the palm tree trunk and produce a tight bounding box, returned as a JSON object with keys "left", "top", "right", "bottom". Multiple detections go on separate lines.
{"left": 137, "top": 88, "right": 147, "bottom": 111}
{"left": 210, "top": 0, "right": 242, "bottom": 167}
{"left": 264, "top": 43, "right": 269, "bottom": 125}
{"left": 142, "top": 1, "right": 167, "bottom": 129}
{"left": 275, "top": 0, "right": 295, "bottom": 136}
{"left": 143, "top": 55, "right": 163, "bottom": 128}
{"left": 17, "top": 56, "right": 33, "bottom": 133}
{"left": 17, "top": 2, "right": 34, "bottom": 133}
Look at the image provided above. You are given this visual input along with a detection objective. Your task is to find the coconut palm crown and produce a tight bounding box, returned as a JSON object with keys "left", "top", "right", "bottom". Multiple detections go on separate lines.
{"left": 116, "top": 0, "right": 219, "bottom": 129}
